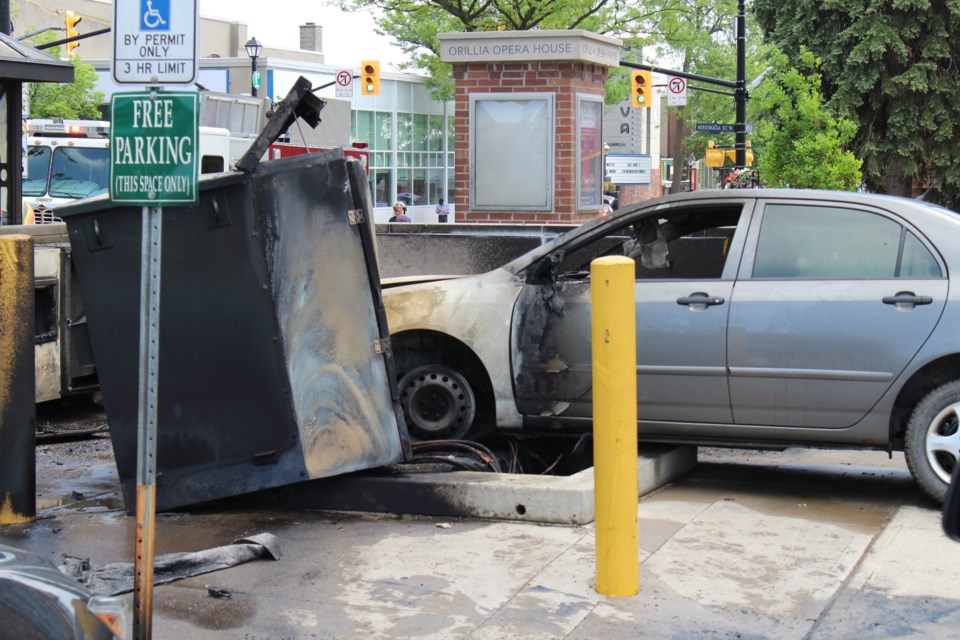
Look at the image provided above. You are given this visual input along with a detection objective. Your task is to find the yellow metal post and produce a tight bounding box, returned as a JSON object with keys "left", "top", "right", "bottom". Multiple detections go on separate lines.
{"left": 591, "top": 255, "right": 638, "bottom": 596}
{"left": 0, "top": 235, "right": 36, "bottom": 525}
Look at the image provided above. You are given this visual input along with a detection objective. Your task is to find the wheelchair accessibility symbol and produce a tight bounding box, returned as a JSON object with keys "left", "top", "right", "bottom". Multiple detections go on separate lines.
{"left": 141, "top": 0, "right": 170, "bottom": 31}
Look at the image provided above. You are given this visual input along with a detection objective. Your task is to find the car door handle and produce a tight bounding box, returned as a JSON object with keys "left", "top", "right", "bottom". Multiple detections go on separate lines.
{"left": 882, "top": 292, "right": 933, "bottom": 306}
{"left": 677, "top": 292, "right": 725, "bottom": 306}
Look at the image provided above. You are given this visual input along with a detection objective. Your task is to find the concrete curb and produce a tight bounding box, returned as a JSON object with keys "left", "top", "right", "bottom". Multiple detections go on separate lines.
{"left": 258, "top": 445, "right": 697, "bottom": 525}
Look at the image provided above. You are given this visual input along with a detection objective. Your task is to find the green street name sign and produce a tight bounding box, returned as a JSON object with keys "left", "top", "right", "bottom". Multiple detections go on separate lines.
{"left": 110, "top": 91, "right": 199, "bottom": 205}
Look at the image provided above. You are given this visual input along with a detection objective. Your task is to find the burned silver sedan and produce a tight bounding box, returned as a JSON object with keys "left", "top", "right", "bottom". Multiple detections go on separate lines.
{"left": 382, "top": 190, "right": 960, "bottom": 502}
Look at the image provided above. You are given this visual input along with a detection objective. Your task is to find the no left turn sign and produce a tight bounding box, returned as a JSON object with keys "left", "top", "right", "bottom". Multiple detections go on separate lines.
{"left": 336, "top": 70, "right": 354, "bottom": 98}
{"left": 667, "top": 76, "right": 687, "bottom": 106}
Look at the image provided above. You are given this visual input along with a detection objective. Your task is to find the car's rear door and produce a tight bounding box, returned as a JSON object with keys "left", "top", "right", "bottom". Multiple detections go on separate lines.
{"left": 728, "top": 199, "right": 948, "bottom": 428}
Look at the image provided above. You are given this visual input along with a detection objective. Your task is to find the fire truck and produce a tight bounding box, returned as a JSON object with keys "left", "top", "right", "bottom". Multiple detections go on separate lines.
{"left": 22, "top": 119, "right": 234, "bottom": 225}
{"left": 266, "top": 140, "right": 369, "bottom": 172}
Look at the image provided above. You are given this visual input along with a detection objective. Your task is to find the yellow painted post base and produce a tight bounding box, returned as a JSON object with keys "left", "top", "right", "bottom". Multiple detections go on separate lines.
{"left": 0, "top": 235, "right": 36, "bottom": 525}
{"left": 0, "top": 494, "right": 35, "bottom": 524}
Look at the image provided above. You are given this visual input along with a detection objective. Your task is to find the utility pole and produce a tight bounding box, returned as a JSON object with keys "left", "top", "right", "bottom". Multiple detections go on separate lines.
{"left": 623, "top": 0, "right": 751, "bottom": 170}
{"left": 734, "top": 0, "right": 747, "bottom": 168}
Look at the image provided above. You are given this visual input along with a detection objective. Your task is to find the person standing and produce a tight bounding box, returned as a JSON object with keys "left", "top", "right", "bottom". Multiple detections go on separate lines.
{"left": 435, "top": 198, "right": 450, "bottom": 223}
{"left": 389, "top": 203, "right": 411, "bottom": 222}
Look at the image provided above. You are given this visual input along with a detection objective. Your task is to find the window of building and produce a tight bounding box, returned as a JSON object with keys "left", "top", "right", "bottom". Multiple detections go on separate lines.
{"left": 353, "top": 111, "right": 373, "bottom": 147}
{"left": 375, "top": 112, "right": 392, "bottom": 152}
{"left": 470, "top": 93, "right": 554, "bottom": 211}
{"left": 372, "top": 169, "right": 393, "bottom": 209}
{"left": 577, "top": 94, "right": 603, "bottom": 211}
{"left": 354, "top": 106, "right": 455, "bottom": 210}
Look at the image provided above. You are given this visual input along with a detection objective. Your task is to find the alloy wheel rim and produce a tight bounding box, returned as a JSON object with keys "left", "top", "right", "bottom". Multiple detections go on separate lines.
{"left": 925, "top": 402, "right": 960, "bottom": 484}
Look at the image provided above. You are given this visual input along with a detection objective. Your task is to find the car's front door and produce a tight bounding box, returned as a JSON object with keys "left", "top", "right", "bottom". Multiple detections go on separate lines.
{"left": 728, "top": 201, "right": 948, "bottom": 428}
{"left": 511, "top": 202, "right": 752, "bottom": 427}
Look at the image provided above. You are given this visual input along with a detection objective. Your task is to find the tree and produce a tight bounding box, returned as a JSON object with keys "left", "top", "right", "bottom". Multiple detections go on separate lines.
{"left": 752, "top": 0, "right": 960, "bottom": 206}
{"left": 24, "top": 33, "right": 104, "bottom": 120}
{"left": 748, "top": 49, "right": 861, "bottom": 189}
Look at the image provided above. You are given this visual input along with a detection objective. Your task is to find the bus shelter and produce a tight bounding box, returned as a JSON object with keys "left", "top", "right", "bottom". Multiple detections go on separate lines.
{"left": 0, "top": 31, "right": 73, "bottom": 224}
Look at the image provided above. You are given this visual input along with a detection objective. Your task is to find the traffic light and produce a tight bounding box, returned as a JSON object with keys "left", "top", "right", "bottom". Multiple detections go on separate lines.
{"left": 705, "top": 141, "right": 725, "bottom": 168}
{"left": 361, "top": 60, "right": 380, "bottom": 96}
{"left": 631, "top": 69, "right": 652, "bottom": 108}
{"left": 64, "top": 11, "right": 81, "bottom": 54}
{"left": 724, "top": 141, "right": 754, "bottom": 167}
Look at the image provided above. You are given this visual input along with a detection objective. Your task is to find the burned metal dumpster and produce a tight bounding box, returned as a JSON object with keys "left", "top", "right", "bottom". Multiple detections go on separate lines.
{"left": 58, "top": 149, "right": 409, "bottom": 511}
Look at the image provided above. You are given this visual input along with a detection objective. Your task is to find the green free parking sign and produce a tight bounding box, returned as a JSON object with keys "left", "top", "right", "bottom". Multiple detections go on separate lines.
{"left": 110, "top": 91, "right": 199, "bottom": 205}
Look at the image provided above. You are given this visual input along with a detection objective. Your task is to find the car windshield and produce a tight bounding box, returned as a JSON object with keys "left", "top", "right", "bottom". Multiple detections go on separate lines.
{"left": 49, "top": 147, "right": 110, "bottom": 199}
{"left": 22, "top": 146, "right": 51, "bottom": 196}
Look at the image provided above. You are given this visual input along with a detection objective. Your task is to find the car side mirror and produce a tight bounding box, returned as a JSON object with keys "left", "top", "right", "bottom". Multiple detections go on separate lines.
{"left": 944, "top": 464, "right": 960, "bottom": 542}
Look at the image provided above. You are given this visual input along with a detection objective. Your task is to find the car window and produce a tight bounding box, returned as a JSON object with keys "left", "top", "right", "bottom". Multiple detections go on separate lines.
{"left": 900, "top": 232, "right": 942, "bottom": 277}
{"left": 752, "top": 204, "right": 941, "bottom": 279}
{"left": 554, "top": 205, "right": 743, "bottom": 280}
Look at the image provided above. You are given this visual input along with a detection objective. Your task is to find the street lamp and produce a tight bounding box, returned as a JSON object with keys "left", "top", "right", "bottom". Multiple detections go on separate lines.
{"left": 245, "top": 37, "right": 263, "bottom": 97}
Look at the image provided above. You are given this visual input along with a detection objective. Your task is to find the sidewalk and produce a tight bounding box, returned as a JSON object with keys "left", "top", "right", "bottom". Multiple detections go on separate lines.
{"left": 3, "top": 442, "right": 959, "bottom": 639}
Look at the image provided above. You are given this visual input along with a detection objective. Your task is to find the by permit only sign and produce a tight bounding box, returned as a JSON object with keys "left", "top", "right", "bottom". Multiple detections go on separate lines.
{"left": 110, "top": 91, "right": 199, "bottom": 205}
{"left": 113, "top": 0, "right": 198, "bottom": 84}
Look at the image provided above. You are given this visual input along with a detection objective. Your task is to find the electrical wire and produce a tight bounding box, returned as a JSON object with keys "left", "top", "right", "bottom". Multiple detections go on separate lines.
{"left": 409, "top": 439, "right": 503, "bottom": 473}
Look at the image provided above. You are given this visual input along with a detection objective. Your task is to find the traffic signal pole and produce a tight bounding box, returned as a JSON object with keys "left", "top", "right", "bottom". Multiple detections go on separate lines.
{"left": 35, "top": 27, "right": 111, "bottom": 50}
{"left": 735, "top": 0, "right": 747, "bottom": 168}
{"left": 622, "top": 0, "right": 750, "bottom": 169}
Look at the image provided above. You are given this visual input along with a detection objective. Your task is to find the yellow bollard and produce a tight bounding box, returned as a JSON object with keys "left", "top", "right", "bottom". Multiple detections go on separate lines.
{"left": 0, "top": 235, "right": 36, "bottom": 525}
{"left": 591, "top": 255, "right": 638, "bottom": 596}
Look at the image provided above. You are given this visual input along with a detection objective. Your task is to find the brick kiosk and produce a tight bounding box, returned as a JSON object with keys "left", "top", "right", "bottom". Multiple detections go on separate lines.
{"left": 439, "top": 30, "right": 621, "bottom": 224}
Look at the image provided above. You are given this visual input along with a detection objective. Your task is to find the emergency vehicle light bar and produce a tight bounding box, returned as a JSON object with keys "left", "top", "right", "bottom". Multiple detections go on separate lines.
{"left": 24, "top": 119, "right": 110, "bottom": 138}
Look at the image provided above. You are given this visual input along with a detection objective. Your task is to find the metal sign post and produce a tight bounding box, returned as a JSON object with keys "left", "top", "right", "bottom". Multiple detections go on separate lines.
{"left": 109, "top": 89, "right": 197, "bottom": 640}
{"left": 133, "top": 203, "right": 162, "bottom": 640}
{"left": 111, "top": 0, "right": 198, "bottom": 629}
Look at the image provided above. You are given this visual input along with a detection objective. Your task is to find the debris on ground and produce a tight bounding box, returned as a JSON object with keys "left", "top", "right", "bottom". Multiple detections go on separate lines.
{"left": 207, "top": 586, "right": 232, "bottom": 599}
{"left": 59, "top": 533, "right": 281, "bottom": 595}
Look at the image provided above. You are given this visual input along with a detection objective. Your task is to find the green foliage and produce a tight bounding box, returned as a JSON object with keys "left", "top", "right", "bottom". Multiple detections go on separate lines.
{"left": 753, "top": 0, "right": 960, "bottom": 205}
{"left": 24, "top": 31, "right": 104, "bottom": 120}
{"left": 748, "top": 49, "right": 861, "bottom": 189}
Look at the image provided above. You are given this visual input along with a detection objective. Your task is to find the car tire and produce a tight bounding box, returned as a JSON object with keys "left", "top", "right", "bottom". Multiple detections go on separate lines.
{"left": 398, "top": 364, "right": 477, "bottom": 441}
{"left": 905, "top": 381, "right": 960, "bottom": 503}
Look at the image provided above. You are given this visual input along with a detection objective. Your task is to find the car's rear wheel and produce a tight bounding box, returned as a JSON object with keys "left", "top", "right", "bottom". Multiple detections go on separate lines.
{"left": 398, "top": 365, "right": 476, "bottom": 441}
{"left": 905, "top": 381, "right": 960, "bottom": 503}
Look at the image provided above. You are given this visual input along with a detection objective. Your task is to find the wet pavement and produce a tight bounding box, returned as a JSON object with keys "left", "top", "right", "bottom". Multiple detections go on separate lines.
{"left": 4, "top": 437, "right": 960, "bottom": 639}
